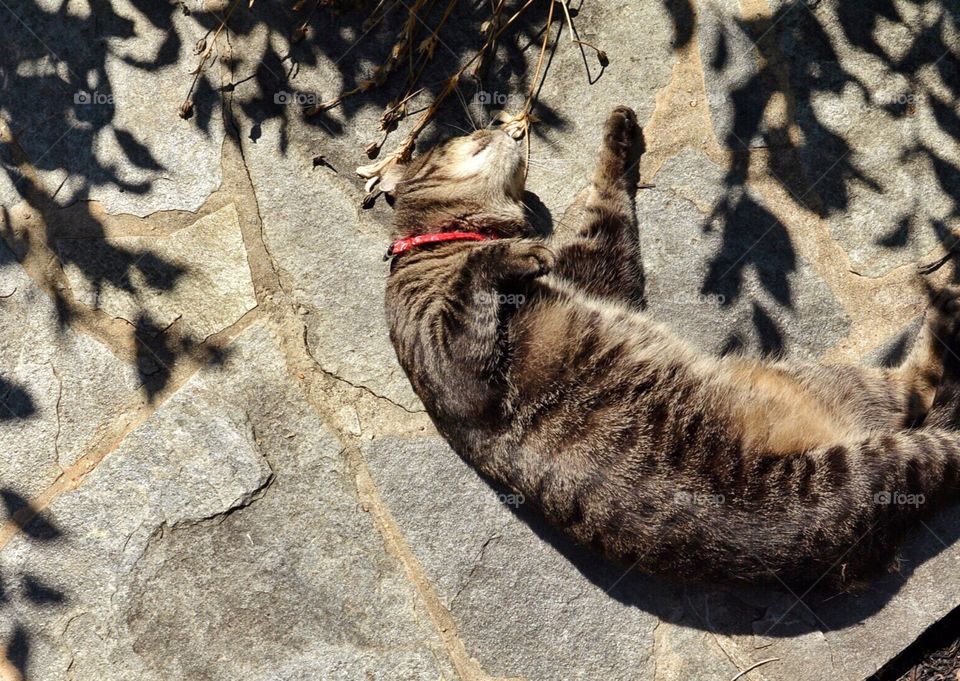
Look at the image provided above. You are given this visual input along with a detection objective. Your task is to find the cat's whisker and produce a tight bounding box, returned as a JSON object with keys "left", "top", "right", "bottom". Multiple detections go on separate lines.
{"left": 452, "top": 85, "right": 479, "bottom": 132}
{"left": 438, "top": 121, "right": 473, "bottom": 136}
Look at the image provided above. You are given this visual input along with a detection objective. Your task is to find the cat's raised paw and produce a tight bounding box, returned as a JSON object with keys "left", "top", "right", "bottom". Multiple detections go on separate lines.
{"left": 604, "top": 106, "right": 641, "bottom": 155}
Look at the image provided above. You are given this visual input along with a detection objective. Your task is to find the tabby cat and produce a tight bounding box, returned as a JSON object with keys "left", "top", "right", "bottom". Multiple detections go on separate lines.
{"left": 382, "top": 106, "right": 960, "bottom": 587}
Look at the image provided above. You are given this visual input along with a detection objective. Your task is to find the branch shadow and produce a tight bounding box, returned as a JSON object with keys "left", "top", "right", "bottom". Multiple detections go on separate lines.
{"left": 1, "top": 0, "right": 575, "bottom": 412}
{"left": 0, "top": 1, "right": 234, "bottom": 403}
{"left": 0, "top": 490, "right": 67, "bottom": 681}
{"left": 694, "top": 0, "right": 960, "bottom": 353}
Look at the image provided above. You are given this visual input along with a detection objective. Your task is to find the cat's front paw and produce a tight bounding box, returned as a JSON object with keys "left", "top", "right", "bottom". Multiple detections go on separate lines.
{"left": 504, "top": 242, "right": 555, "bottom": 279}
{"left": 594, "top": 107, "right": 644, "bottom": 192}
{"left": 603, "top": 106, "right": 644, "bottom": 161}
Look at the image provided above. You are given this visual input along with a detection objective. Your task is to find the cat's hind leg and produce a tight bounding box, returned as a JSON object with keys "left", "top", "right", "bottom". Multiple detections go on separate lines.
{"left": 909, "top": 286, "right": 960, "bottom": 429}
{"left": 762, "top": 288, "right": 960, "bottom": 437}
{"left": 550, "top": 106, "right": 646, "bottom": 307}
{"left": 889, "top": 286, "right": 960, "bottom": 428}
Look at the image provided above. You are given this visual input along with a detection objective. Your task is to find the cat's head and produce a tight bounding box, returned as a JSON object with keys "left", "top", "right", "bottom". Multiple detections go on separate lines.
{"left": 382, "top": 128, "right": 530, "bottom": 239}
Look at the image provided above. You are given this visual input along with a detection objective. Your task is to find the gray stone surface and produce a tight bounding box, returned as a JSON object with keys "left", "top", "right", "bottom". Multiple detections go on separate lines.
{"left": 0, "top": 242, "right": 141, "bottom": 499}
{"left": 501, "top": 0, "right": 677, "bottom": 217}
{"left": 240, "top": 118, "right": 423, "bottom": 410}
{"left": 57, "top": 204, "right": 257, "bottom": 340}
{"left": 1, "top": 0, "right": 225, "bottom": 215}
{"left": 0, "top": 120, "right": 21, "bottom": 209}
{"left": 364, "top": 436, "right": 741, "bottom": 681}
{"left": 769, "top": 0, "right": 960, "bottom": 277}
{"left": 1, "top": 323, "right": 451, "bottom": 681}
{"left": 365, "top": 435, "right": 960, "bottom": 681}
{"left": 639, "top": 149, "right": 851, "bottom": 359}
{"left": 3, "top": 1, "right": 960, "bottom": 680}
{"left": 697, "top": 0, "right": 770, "bottom": 150}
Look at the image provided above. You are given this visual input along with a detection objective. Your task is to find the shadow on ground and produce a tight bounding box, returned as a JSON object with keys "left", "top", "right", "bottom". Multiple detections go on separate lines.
{"left": 0, "top": 490, "right": 66, "bottom": 681}
{"left": 499, "top": 485, "right": 960, "bottom": 638}
{"left": 699, "top": 0, "right": 960, "bottom": 351}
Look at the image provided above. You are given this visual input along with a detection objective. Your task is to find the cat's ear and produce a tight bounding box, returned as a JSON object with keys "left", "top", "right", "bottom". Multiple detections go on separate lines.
{"left": 379, "top": 161, "right": 407, "bottom": 195}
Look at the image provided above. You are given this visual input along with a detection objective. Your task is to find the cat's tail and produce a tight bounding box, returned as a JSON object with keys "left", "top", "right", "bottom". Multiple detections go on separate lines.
{"left": 741, "top": 428, "right": 960, "bottom": 586}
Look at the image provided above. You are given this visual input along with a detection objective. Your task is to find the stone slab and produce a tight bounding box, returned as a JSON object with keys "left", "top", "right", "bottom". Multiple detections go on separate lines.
{"left": 697, "top": 0, "right": 771, "bottom": 150}
{"left": 769, "top": 0, "right": 960, "bottom": 276}
{"left": 0, "top": 241, "right": 141, "bottom": 499}
{"left": 1, "top": 322, "right": 451, "bottom": 681}
{"left": 365, "top": 434, "right": 960, "bottom": 681}
{"left": 638, "top": 148, "right": 850, "bottom": 360}
{"left": 364, "top": 436, "right": 743, "bottom": 681}
{"left": 57, "top": 203, "right": 257, "bottom": 340}
{"left": 1, "top": 0, "right": 225, "bottom": 215}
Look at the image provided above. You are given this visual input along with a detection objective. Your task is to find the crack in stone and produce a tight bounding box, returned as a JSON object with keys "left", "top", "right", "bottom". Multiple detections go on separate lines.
{"left": 318, "top": 363, "right": 423, "bottom": 415}
{"left": 651, "top": 620, "right": 662, "bottom": 681}
{"left": 450, "top": 533, "right": 501, "bottom": 610}
{"left": 50, "top": 361, "right": 63, "bottom": 470}
{"left": 172, "top": 419, "right": 276, "bottom": 531}
{"left": 300, "top": 322, "right": 424, "bottom": 414}
{"left": 208, "top": 56, "right": 511, "bottom": 680}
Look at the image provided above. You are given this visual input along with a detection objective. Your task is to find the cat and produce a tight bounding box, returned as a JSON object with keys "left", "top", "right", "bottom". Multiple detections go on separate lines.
{"left": 382, "top": 105, "right": 960, "bottom": 588}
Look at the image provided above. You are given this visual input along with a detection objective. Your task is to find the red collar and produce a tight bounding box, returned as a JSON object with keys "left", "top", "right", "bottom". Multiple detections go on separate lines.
{"left": 384, "top": 231, "right": 496, "bottom": 261}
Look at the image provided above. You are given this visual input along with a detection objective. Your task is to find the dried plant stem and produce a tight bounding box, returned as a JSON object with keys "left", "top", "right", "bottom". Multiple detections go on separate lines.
{"left": 385, "top": 87, "right": 425, "bottom": 117}
{"left": 557, "top": 0, "right": 575, "bottom": 42}
{"left": 357, "top": 0, "right": 598, "bottom": 199}
{"left": 307, "top": 0, "right": 427, "bottom": 115}
{"left": 181, "top": 0, "right": 242, "bottom": 112}
{"left": 398, "top": 0, "right": 458, "bottom": 108}
{"left": 729, "top": 658, "right": 780, "bottom": 681}
{"left": 362, "top": 0, "right": 538, "bottom": 171}
{"left": 525, "top": 0, "right": 556, "bottom": 114}
{"left": 556, "top": 0, "right": 607, "bottom": 62}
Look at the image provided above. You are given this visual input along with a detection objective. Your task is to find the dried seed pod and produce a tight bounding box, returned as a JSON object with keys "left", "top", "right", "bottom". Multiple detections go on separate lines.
{"left": 380, "top": 109, "right": 402, "bottom": 130}
{"left": 194, "top": 38, "right": 207, "bottom": 55}
{"left": 365, "top": 141, "right": 382, "bottom": 159}
{"left": 418, "top": 36, "right": 437, "bottom": 59}
{"left": 597, "top": 50, "right": 609, "bottom": 67}
{"left": 178, "top": 99, "right": 194, "bottom": 119}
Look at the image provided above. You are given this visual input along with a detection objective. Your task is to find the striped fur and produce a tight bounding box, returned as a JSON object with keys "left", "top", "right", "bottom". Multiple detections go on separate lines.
{"left": 384, "top": 107, "right": 960, "bottom": 588}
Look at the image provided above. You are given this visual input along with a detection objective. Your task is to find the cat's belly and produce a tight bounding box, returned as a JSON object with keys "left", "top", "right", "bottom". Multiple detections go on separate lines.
{"left": 724, "top": 362, "right": 863, "bottom": 455}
